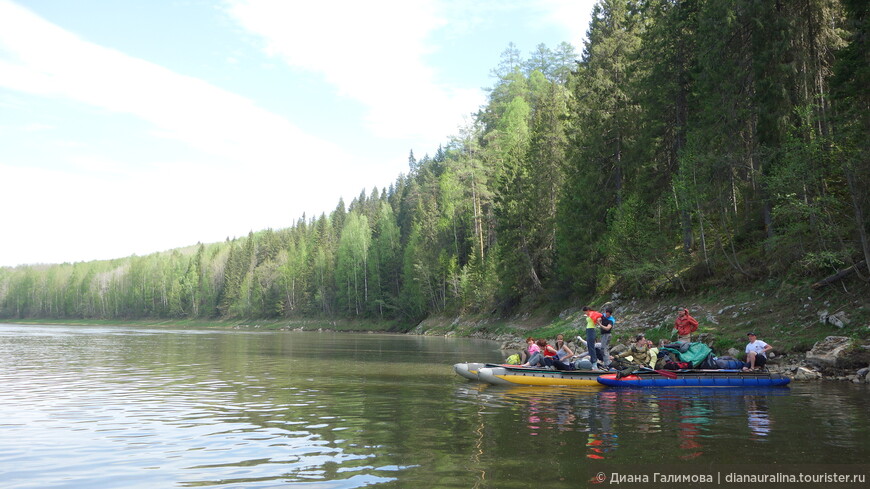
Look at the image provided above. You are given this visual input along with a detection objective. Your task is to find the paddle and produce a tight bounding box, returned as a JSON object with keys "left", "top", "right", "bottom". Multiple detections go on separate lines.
{"left": 639, "top": 367, "right": 678, "bottom": 379}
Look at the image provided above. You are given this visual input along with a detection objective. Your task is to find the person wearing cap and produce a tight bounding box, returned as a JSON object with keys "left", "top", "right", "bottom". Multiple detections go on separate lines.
{"left": 674, "top": 308, "right": 698, "bottom": 343}
{"left": 744, "top": 332, "right": 773, "bottom": 371}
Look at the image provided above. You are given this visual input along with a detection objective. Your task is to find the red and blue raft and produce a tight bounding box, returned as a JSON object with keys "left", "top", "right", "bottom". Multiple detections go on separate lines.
{"left": 597, "top": 369, "right": 791, "bottom": 388}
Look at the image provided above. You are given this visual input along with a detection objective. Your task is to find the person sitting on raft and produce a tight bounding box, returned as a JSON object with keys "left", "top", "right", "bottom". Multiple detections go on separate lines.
{"left": 744, "top": 332, "right": 773, "bottom": 371}
{"left": 519, "top": 336, "right": 539, "bottom": 364}
{"left": 521, "top": 339, "right": 559, "bottom": 367}
{"left": 610, "top": 334, "right": 653, "bottom": 369}
{"left": 553, "top": 334, "right": 575, "bottom": 360}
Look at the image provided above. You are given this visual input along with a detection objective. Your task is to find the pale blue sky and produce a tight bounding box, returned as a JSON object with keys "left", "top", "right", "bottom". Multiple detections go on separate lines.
{"left": 0, "top": 0, "right": 595, "bottom": 266}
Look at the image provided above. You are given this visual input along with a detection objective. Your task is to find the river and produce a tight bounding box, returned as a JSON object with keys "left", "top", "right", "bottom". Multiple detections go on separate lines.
{"left": 0, "top": 324, "right": 867, "bottom": 488}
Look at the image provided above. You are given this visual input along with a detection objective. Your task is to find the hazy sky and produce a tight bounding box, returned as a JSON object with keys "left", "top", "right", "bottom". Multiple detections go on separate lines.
{"left": 0, "top": 0, "right": 594, "bottom": 267}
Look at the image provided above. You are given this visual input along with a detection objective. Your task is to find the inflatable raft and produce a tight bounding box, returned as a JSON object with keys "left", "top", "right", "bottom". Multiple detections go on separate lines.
{"left": 453, "top": 362, "right": 488, "bottom": 381}
{"left": 597, "top": 370, "right": 791, "bottom": 388}
{"left": 477, "top": 365, "right": 601, "bottom": 387}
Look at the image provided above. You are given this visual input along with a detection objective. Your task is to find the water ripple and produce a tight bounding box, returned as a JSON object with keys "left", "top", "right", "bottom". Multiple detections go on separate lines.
{"left": 0, "top": 328, "right": 420, "bottom": 488}
{"left": 3, "top": 325, "right": 868, "bottom": 488}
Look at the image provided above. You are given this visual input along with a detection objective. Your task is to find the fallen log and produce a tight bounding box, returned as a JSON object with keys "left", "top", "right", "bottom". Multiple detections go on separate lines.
{"left": 812, "top": 260, "right": 867, "bottom": 289}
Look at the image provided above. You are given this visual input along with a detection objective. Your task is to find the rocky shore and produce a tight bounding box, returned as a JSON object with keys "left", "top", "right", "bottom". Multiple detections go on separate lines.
{"left": 436, "top": 295, "right": 869, "bottom": 383}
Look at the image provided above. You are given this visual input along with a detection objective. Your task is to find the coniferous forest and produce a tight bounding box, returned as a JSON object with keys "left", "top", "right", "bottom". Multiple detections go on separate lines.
{"left": 1, "top": 0, "right": 867, "bottom": 324}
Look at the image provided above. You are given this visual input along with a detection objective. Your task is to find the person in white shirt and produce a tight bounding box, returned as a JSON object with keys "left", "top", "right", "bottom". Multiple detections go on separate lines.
{"left": 744, "top": 332, "right": 773, "bottom": 371}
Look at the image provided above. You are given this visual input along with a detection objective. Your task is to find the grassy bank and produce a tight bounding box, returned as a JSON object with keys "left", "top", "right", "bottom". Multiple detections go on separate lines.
{"left": 419, "top": 279, "right": 870, "bottom": 360}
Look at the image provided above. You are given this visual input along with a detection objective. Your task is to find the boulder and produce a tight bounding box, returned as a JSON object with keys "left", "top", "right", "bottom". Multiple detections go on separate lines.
{"left": 806, "top": 336, "right": 858, "bottom": 368}
{"left": 818, "top": 310, "right": 851, "bottom": 328}
{"left": 766, "top": 364, "right": 788, "bottom": 374}
{"left": 857, "top": 367, "right": 870, "bottom": 380}
{"left": 727, "top": 348, "right": 741, "bottom": 358}
{"left": 559, "top": 307, "right": 580, "bottom": 320}
{"left": 696, "top": 333, "right": 714, "bottom": 345}
{"left": 793, "top": 366, "right": 822, "bottom": 381}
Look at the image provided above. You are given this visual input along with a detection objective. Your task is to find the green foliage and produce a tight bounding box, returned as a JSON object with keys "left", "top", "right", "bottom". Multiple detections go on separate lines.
{"left": 0, "top": 4, "right": 864, "bottom": 323}
{"left": 638, "top": 323, "right": 674, "bottom": 346}
{"left": 336, "top": 213, "right": 371, "bottom": 315}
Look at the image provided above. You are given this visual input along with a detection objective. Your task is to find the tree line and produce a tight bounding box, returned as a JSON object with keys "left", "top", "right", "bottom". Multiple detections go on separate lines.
{"left": 1, "top": 0, "right": 867, "bottom": 323}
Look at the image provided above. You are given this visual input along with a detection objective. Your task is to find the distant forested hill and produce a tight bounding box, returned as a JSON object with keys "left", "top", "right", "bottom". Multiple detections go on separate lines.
{"left": 2, "top": 0, "right": 867, "bottom": 322}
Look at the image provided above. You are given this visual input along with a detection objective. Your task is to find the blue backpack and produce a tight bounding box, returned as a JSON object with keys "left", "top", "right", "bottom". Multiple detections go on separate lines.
{"left": 715, "top": 356, "right": 746, "bottom": 369}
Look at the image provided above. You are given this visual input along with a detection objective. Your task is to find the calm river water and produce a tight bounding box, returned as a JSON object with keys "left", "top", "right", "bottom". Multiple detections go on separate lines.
{"left": 0, "top": 324, "right": 867, "bottom": 488}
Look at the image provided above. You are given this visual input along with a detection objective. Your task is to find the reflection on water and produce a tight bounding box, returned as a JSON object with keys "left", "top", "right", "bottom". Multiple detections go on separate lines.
{"left": 746, "top": 396, "right": 772, "bottom": 440}
{"left": 1, "top": 325, "right": 474, "bottom": 489}
{"left": 452, "top": 380, "right": 865, "bottom": 474}
{"left": 1, "top": 324, "right": 868, "bottom": 488}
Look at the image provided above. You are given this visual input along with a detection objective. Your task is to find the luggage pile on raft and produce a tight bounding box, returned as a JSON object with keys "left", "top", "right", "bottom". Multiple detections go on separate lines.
{"left": 454, "top": 341, "right": 790, "bottom": 388}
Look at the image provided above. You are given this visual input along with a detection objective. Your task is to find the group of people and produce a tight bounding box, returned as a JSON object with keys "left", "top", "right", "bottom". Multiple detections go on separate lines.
{"left": 673, "top": 308, "right": 774, "bottom": 372}
{"left": 518, "top": 334, "right": 576, "bottom": 369}
{"left": 514, "top": 306, "right": 774, "bottom": 373}
{"left": 581, "top": 306, "right": 615, "bottom": 370}
{"left": 517, "top": 306, "right": 617, "bottom": 371}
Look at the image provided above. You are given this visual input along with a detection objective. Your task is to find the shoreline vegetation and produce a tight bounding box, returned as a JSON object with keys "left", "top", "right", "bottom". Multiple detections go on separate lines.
{"left": 5, "top": 283, "right": 868, "bottom": 383}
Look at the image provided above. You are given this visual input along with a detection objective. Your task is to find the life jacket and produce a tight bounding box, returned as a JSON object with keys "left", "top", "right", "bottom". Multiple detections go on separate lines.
{"left": 586, "top": 311, "right": 602, "bottom": 328}
{"left": 599, "top": 316, "right": 613, "bottom": 334}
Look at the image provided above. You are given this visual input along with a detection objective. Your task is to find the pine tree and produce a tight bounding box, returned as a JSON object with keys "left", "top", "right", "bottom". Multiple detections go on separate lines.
{"left": 557, "top": 0, "right": 644, "bottom": 296}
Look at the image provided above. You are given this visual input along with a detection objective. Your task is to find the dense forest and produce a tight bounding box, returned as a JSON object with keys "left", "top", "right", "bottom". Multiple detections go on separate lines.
{"left": 1, "top": 0, "right": 867, "bottom": 324}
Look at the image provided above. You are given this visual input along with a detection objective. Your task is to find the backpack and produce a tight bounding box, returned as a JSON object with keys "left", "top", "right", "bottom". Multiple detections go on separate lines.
{"left": 714, "top": 356, "right": 746, "bottom": 369}
{"left": 698, "top": 353, "right": 718, "bottom": 370}
{"left": 574, "top": 358, "right": 593, "bottom": 370}
{"left": 663, "top": 360, "right": 690, "bottom": 370}
{"left": 506, "top": 353, "right": 521, "bottom": 365}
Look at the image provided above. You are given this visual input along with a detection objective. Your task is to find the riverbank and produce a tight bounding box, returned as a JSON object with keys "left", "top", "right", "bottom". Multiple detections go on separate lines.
{"left": 5, "top": 282, "right": 868, "bottom": 382}
{"left": 414, "top": 284, "right": 870, "bottom": 384}
{"left": 2, "top": 317, "right": 413, "bottom": 332}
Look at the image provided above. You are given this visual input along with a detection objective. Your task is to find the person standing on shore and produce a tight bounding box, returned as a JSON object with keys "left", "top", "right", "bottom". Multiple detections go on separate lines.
{"left": 582, "top": 306, "right": 603, "bottom": 370}
{"left": 674, "top": 308, "right": 698, "bottom": 343}
{"left": 600, "top": 308, "right": 615, "bottom": 369}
